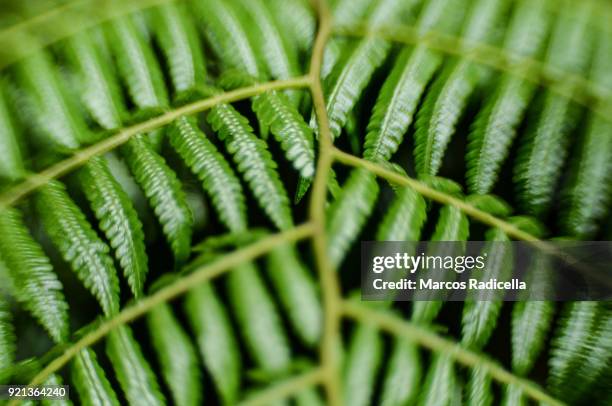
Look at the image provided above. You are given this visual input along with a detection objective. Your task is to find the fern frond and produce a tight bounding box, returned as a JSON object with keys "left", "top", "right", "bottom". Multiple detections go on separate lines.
{"left": 43, "top": 374, "right": 73, "bottom": 406}
{"left": 150, "top": 2, "right": 207, "bottom": 101}
{"left": 147, "top": 303, "right": 202, "bottom": 406}
{"left": 185, "top": 283, "right": 241, "bottom": 405}
{"left": 379, "top": 338, "right": 421, "bottom": 406}
{"left": 342, "top": 324, "right": 383, "bottom": 406}
{"left": 466, "top": 366, "right": 492, "bottom": 406}
{"left": 418, "top": 354, "right": 455, "bottom": 406}
{"left": 461, "top": 227, "right": 511, "bottom": 349}
{"left": 376, "top": 186, "right": 427, "bottom": 241}
{"left": 500, "top": 384, "right": 525, "bottom": 406}
{"left": 316, "top": 0, "right": 410, "bottom": 139}
{"left": 363, "top": 0, "right": 465, "bottom": 161}
{"left": 0, "top": 296, "right": 15, "bottom": 383}
{"left": 106, "top": 326, "right": 166, "bottom": 406}
{"left": 252, "top": 90, "right": 316, "bottom": 178}
{"left": 559, "top": 34, "right": 612, "bottom": 238}
{"left": 0, "top": 208, "right": 69, "bottom": 342}
{"left": 0, "top": 84, "right": 24, "bottom": 181}
{"left": 71, "top": 348, "right": 120, "bottom": 406}
{"left": 15, "top": 51, "right": 94, "bottom": 149}
{"left": 412, "top": 204, "right": 469, "bottom": 324}
{"left": 227, "top": 262, "right": 291, "bottom": 373}
{"left": 266, "top": 0, "right": 314, "bottom": 52}
{"left": 207, "top": 102, "right": 293, "bottom": 230}
{"left": 78, "top": 156, "right": 148, "bottom": 297}
{"left": 326, "top": 168, "right": 379, "bottom": 268}
{"left": 105, "top": 14, "right": 169, "bottom": 111}
{"left": 169, "top": 116, "right": 247, "bottom": 232}
{"left": 62, "top": 30, "right": 127, "bottom": 130}
{"left": 193, "top": 0, "right": 261, "bottom": 76}
{"left": 465, "top": 0, "right": 550, "bottom": 193}
{"left": 414, "top": 0, "right": 505, "bottom": 175}
{"left": 513, "top": 5, "right": 593, "bottom": 216}
{"left": 267, "top": 243, "right": 322, "bottom": 347}
{"left": 548, "top": 301, "right": 600, "bottom": 396}
{"left": 121, "top": 135, "right": 193, "bottom": 264}
{"left": 35, "top": 180, "right": 119, "bottom": 316}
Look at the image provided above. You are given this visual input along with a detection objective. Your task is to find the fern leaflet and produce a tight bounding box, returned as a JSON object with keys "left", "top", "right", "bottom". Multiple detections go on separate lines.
{"left": 71, "top": 348, "right": 121, "bottom": 406}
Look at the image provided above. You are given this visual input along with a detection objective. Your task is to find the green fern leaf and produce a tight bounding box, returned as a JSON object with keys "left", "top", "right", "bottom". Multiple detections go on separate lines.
{"left": 317, "top": 0, "right": 412, "bottom": 140}
{"left": 418, "top": 354, "right": 455, "bottom": 406}
{"left": 267, "top": 243, "right": 322, "bottom": 347}
{"left": 326, "top": 169, "right": 379, "bottom": 268}
{"left": 513, "top": 5, "right": 593, "bottom": 216}
{"left": 376, "top": 186, "right": 427, "bottom": 241}
{"left": 380, "top": 338, "right": 421, "bottom": 406}
{"left": 342, "top": 324, "right": 383, "bottom": 406}
{"left": 207, "top": 102, "right": 293, "bottom": 230}
{"left": 461, "top": 227, "right": 511, "bottom": 349}
{"left": 0, "top": 296, "right": 15, "bottom": 383}
{"left": 150, "top": 2, "right": 207, "bottom": 101}
{"left": 500, "top": 384, "right": 525, "bottom": 406}
{"left": 185, "top": 283, "right": 241, "bottom": 405}
{"left": 548, "top": 301, "right": 600, "bottom": 396}
{"left": 511, "top": 300, "right": 554, "bottom": 376}
{"left": 0, "top": 83, "right": 24, "bottom": 181}
{"left": 0, "top": 208, "right": 69, "bottom": 342}
{"left": 105, "top": 14, "right": 169, "bottom": 111}
{"left": 252, "top": 90, "right": 316, "bottom": 178}
{"left": 121, "top": 135, "right": 193, "bottom": 264}
{"left": 35, "top": 180, "right": 119, "bottom": 316}
{"left": 465, "top": 0, "right": 550, "bottom": 193}
{"left": 42, "top": 374, "right": 73, "bottom": 406}
{"left": 466, "top": 365, "right": 492, "bottom": 406}
{"left": 413, "top": 0, "right": 505, "bottom": 175}
{"left": 559, "top": 34, "right": 612, "bottom": 238}
{"left": 71, "top": 348, "right": 121, "bottom": 406}
{"left": 16, "top": 51, "right": 95, "bottom": 149}
{"left": 193, "top": 0, "right": 261, "bottom": 76}
{"left": 78, "top": 156, "right": 148, "bottom": 297}
{"left": 147, "top": 303, "right": 202, "bottom": 406}
{"left": 412, "top": 205, "right": 469, "bottom": 323}
{"left": 266, "top": 0, "right": 314, "bottom": 53}
{"left": 106, "top": 325, "right": 166, "bottom": 406}
{"left": 227, "top": 262, "right": 291, "bottom": 373}
{"left": 169, "top": 116, "right": 247, "bottom": 232}
{"left": 62, "top": 30, "right": 127, "bottom": 130}
{"left": 363, "top": 0, "right": 464, "bottom": 160}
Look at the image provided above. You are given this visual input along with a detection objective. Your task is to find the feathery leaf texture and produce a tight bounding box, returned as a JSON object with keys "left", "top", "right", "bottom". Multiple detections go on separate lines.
{"left": 467, "top": 366, "right": 493, "bottom": 406}
{"left": 169, "top": 116, "right": 247, "bottom": 232}
{"left": 380, "top": 338, "right": 421, "bottom": 406}
{"left": 207, "top": 102, "right": 293, "bottom": 230}
{"left": 106, "top": 326, "right": 166, "bottom": 406}
{"left": 122, "top": 135, "right": 193, "bottom": 264}
{"left": 465, "top": 0, "right": 551, "bottom": 194}
{"left": 267, "top": 243, "right": 322, "bottom": 347}
{"left": 147, "top": 303, "right": 202, "bottom": 406}
{"left": 0, "top": 84, "right": 24, "bottom": 181}
{"left": 414, "top": 0, "right": 506, "bottom": 175}
{"left": 376, "top": 186, "right": 427, "bottom": 241}
{"left": 418, "top": 353, "right": 455, "bottom": 406}
{"left": 185, "top": 283, "right": 241, "bottom": 405}
{"left": 78, "top": 156, "right": 148, "bottom": 298}
{"left": 35, "top": 180, "right": 119, "bottom": 316}
{"left": 105, "top": 14, "right": 169, "bottom": 111}
{"left": 0, "top": 296, "right": 15, "bottom": 383}
{"left": 0, "top": 208, "right": 69, "bottom": 342}
{"left": 412, "top": 204, "right": 469, "bottom": 323}
{"left": 71, "top": 348, "right": 121, "bottom": 406}
{"left": 266, "top": 0, "right": 314, "bottom": 52}
{"left": 16, "top": 51, "right": 94, "bottom": 149}
{"left": 327, "top": 168, "right": 379, "bottom": 268}
{"left": 461, "top": 227, "right": 511, "bottom": 349}
{"left": 227, "top": 262, "right": 291, "bottom": 373}
{"left": 342, "top": 324, "right": 383, "bottom": 406}
{"left": 150, "top": 2, "right": 207, "bottom": 101}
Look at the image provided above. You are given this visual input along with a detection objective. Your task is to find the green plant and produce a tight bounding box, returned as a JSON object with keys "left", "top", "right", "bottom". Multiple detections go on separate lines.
{"left": 0, "top": 0, "right": 611, "bottom": 405}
